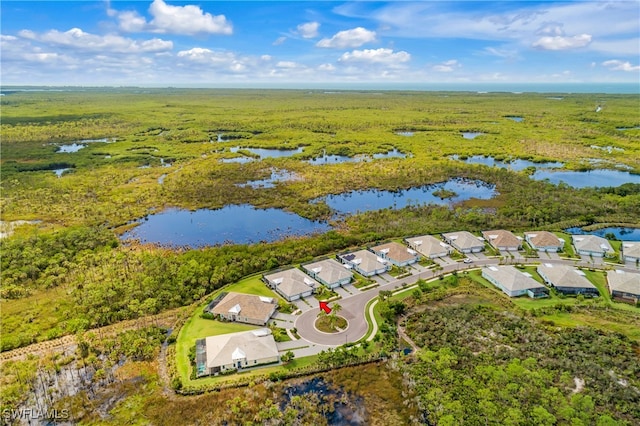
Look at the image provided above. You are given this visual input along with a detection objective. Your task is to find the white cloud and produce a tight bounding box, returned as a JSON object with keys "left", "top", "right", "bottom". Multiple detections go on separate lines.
{"left": 273, "top": 36, "right": 286, "bottom": 46}
{"left": 532, "top": 34, "right": 592, "bottom": 50}
{"left": 17, "top": 28, "right": 173, "bottom": 53}
{"left": 113, "top": 0, "right": 232, "bottom": 35}
{"left": 176, "top": 47, "right": 252, "bottom": 73}
{"left": 297, "top": 22, "right": 320, "bottom": 39}
{"left": 339, "top": 48, "right": 410, "bottom": 65}
{"left": 317, "top": 27, "right": 376, "bottom": 48}
{"left": 318, "top": 63, "right": 336, "bottom": 71}
{"left": 432, "top": 59, "right": 461, "bottom": 72}
{"left": 276, "top": 61, "right": 300, "bottom": 69}
{"left": 602, "top": 60, "right": 640, "bottom": 72}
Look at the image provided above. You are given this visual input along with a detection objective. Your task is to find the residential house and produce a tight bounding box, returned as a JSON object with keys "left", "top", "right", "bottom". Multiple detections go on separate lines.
{"left": 482, "top": 230, "right": 522, "bottom": 251}
{"left": 481, "top": 265, "right": 548, "bottom": 298}
{"left": 339, "top": 249, "right": 391, "bottom": 277}
{"left": 370, "top": 242, "right": 421, "bottom": 266}
{"left": 536, "top": 264, "right": 599, "bottom": 296}
{"left": 263, "top": 268, "right": 318, "bottom": 301}
{"left": 525, "top": 231, "right": 565, "bottom": 252}
{"left": 209, "top": 292, "right": 277, "bottom": 326}
{"left": 572, "top": 235, "right": 614, "bottom": 258}
{"left": 442, "top": 231, "right": 485, "bottom": 253}
{"left": 195, "top": 328, "right": 279, "bottom": 377}
{"left": 302, "top": 258, "right": 353, "bottom": 289}
{"left": 405, "top": 235, "right": 453, "bottom": 259}
{"left": 621, "top": 242, "right": 640, "bottom": 263}
{"left": 607, "top": 270, "right": 640, "bottom": 303}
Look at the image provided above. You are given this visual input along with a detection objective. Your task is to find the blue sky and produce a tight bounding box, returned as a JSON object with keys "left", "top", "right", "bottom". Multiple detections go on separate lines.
{"left": 1, "top": 1, "right": 639, "bottom": 86}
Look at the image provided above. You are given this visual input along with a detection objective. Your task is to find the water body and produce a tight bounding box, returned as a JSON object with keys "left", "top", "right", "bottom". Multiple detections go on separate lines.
{"left": 505, "top": 116, "right": 524, "bottom": 122}
{"left": 237, "top": 169, "right": 298, "bottom": 189}
{"left": 307, "top": 154, "right": 367, "bottom": 165}
{"left": 158, "top": 174, "right": 167, "bottom": 185}
{"left": 461, "top": 132, "right": 485, "bottom": 140}
{"left": 322, "top": 178, "right": 496, "bottom": 215}
{"left": 532, "top": 169, "right": 640, "bottom": 188}
{"left": 591, "top": 145, "right": 624, "bottom": 153}
{"left": 452, "top": 155, "right": 563, "bottom": 171}
{"left": 220, "top": 156, "right": 255, "bottom": 164}
{"left": 372, "top": 149, "right": 407, "bottom": 159}
{"left": 230, "top": 147, "right": 304, "bottom": 158}
{"left": 616, "top": 126, "right": 640, "bottom": 131}
{"left": 53, "top": 168, "right": 70, "bottom": 177}
{"left": 121, "top": 205, "right": 331, "bottom": 247}
{"left": 565, "top": 227, "right": 640, "bottom": 241}
{"left": 57, "top": 143, "right": 86, "bottom": 153}
{"left": 396, "top": 131, "right": 414, "bottom": 136}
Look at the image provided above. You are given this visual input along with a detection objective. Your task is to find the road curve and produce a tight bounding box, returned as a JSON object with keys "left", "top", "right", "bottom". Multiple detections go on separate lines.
{"left": 294, "top": 257, "right": 638, "bottom": 347}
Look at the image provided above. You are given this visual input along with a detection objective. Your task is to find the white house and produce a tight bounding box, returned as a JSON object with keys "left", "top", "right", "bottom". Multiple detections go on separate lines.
{"left": 572, "top": 235, "right": 614, "bottom": 258}
{"left": 482, "top": 266, "right": 548, "bottom": 298}
{"left": 302, "top": 258, "right": 353, "bottom": 289}
{"left": 524, "top": 231, "right": 565, "bottom": 253}
{"left": 482, "top": 230, "right": 522, "bottom": 251}
{"left": 621, "top": 242, "right": 640, "bottom": 263}
{"left": 442, "top": 231, "right": 485, "bottom": 253}
{"left": 263, "top": 268, "right": 318, "bottom": 301}
{"left": 607, "top": 270, "right": 640, "bottom": 303}
{"left": 370, "top": 242, "right": 421, "bottom": 266}
{"left": 536, "top": 264, "right": 599, "bottom": 296}
{"left": 195, "top": 328, "right": 279, "bottom": 377}
{"left": 339, "top": 249, "right": 391, "bottom": 276}
{"left": 405, "top": 235, "right": 453, "bottom": 259}
{"left": 209, "top": 292, "right": 277, "bottom": 326}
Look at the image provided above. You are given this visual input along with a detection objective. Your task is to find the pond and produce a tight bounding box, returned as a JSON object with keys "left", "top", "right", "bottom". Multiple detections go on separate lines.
{"left": 451, "top": 155, "right": 563, "bottom": 171}
{"left": 56, "top": 138, "right": 115, "bottom": 153}
{"left": 237, "top": 169, "right": 298, "bottom": 188}
{"left": 158, "top": 174, "right": 167, "bottom": 185}
{"left": 372, "top": 148, "right": 407, "bottom": 159}
{"left": 53, "top": 168, "right": 70, "bottom": 177}
{"left": 506, "top": 116, "right": 524, "bottom": 122}
{"left": 532, "top": 169, "right": 640, "bottom": 188}
{"left": 461, "top": 132, "right": 485, "bottom": 140}
{"left": 230, "top": 146, "right": 304, "bottom": 158}
{"left": 616, "top": 126, "right": 640, "bottom": 131}
{"left": 321, "top": 178, "right": 496, "bottom": 215}
{"left": 120, "top": 205, "right": 331, "bottom": 247}
{"left": 309, "top": 149, "right": 407, "bottom": 165}
{"left": 565, "top": 226, "right": 640, "bottom": 241}
{"left": 220, "top": 156, "right": 255, "bottom": 164}
{"left": 396, "top": 131, "right": 414, "bottom": 136}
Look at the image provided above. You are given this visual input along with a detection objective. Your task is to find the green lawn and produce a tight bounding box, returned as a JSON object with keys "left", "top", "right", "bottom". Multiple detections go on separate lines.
{"left": 541, "top": 312, "right": 640, "bottom": 342}
{"left": 552, "top": 232, "right": 577, "bottom": 258}
{"left": 225, "top": 274, "right": 280, "bottom": 298}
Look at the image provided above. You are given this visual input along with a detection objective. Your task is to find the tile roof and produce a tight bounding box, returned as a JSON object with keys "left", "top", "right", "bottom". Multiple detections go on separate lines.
{"left": 572, "top": 235, "right": 614, "bottom": 254}
{"left": 537, "top": 264, "right": 596, "bottom": 289}
{"left": 211, "top": 292, "right": 276, "bottom": 322}
{"left": 303, "top": 258, "right": 353, "bottom": 285}
{"left": 482, "top": 230, "right": 522, "bottom": 249}
{"left": 525, "top": 231, "right": 564, "bottom": 249}
{"left": 405, "top": 235, "right": 451, "bottom": 257}
{"left": 607, "top": 270, "right": 640, "bottom": 296}
{"left": 483, "top": 265, "right": 546, "bottom": 292}
{"left": 370, "top": 242, "right": 418, "bottom": 263}
{"left": 442, "top": 231, "right": 485, "bottom": 250}
{"left": 264, "top": 268, "right": 318, "bottom": 298}
{"left": 204, "top": 329, "right": 278, "bottom": 369}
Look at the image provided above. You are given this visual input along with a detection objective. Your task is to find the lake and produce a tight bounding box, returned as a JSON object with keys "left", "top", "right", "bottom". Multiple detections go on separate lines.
{"left": 532, "top": 169, "right": 640, "bottom": 188}
{"left": 451, "top": 155, "right": 563, "bottom": 171}
{"left": 230, "top": 147, "right": 304, "bottom": 158}
{"left": 121, "top": 205, "right": 331, "bottom": 247}
{"left": 237, "top": 169, "right": 298, "bottom": 188}
{"left": 565, "top": 227, "right": 640, "bottom": 241}
{"left": 321, "top": 178, "right": 496, "bottom": 215}
{"left": 462, "top": 132, "right": 484, "bottom": 140}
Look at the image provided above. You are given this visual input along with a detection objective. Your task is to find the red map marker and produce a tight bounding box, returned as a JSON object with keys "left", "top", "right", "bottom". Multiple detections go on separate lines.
{"left": 319, "top": 301, "right": 332, "bottom": 314}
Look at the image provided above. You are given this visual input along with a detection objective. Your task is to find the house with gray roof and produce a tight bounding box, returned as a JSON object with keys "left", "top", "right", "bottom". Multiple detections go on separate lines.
{"left": 370, "top": 242, "right": 421, "bottom": 266}
{"left": 263, "top": 268, "right": 318, "bottom": 301}
{"left": 209, "top": 292, "right": 277, "bottom": 326}
{"left": 536, "top": 264, "right": 599, "bottom": 296}
{"left": 481, "top": 265, "right": 548, "bottom": 298}
{"left": 621, "top": 242, "right": 640, "bottom": 263}
{"left": 572, "top": 235, "right": 614, "bottom": 258}
{"left": 339, "top": 249, "right": 391, "bottom": 277}
{"left": 405, "top": 235, "right": 453, "bottom": 259}
{"left": 442, "top": 231, "right": 485, "bottom": 253}
{"left": 196, "top": 328, "right": 279, "bottom": 377}
{"left": 607, "top": 270, "right": 640, "bottom": 303}
{"left": 482, "top": 230, "right": 522, "bottom": 251}
{"left": 302, "top": 258, "right": 353, "bottom": 289}
{"left": 525, "top": 231, "right": 565, "bottom": 253}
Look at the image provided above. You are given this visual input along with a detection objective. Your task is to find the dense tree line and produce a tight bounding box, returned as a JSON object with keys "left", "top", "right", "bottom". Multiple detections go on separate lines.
{"left": 405, "top": 302, "right": 640, "bottom": 425}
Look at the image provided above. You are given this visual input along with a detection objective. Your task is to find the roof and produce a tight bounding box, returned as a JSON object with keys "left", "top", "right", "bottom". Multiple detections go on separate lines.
{"left": 211, "top": 292, "right": 276, "bottom": 321}
{"left": 302, "top": 258, "right": 353, "bottom": 284}
{"left": 607, "top": 270, "right": 640, "bottom": 296}
{"left": 525, "top": 231, "right": 564, "bottom": 249}
{"left": 537, "top": 264, "right": 596, "bottom": 289}
{"left": 572, "top": 235, "right": 614, "bottom": 254}
{"left": 442, "top": 231, "right": 484, "bottom": 250}
{"left": 482, "top": 230, "right": 522, "bottom": 249}
{"left": 405, "top": 235, "right": 451, "bottom": 257}
{"left": 205, "top": 328, "right": 278, "bottom": 369}
{"left": 340, "top": 249, "right": 388, "bottom": 273}
{"left": 483, "top": 265, "right": 546, "bottom": 292}
{"left": 370, "top": 242, "right": 418, "bottom": 263}
{"left": 622, "top": 242, "right": 640, "bottom": 259}
{"left": 264, "top": 268, "right": 318, "bottom": 298}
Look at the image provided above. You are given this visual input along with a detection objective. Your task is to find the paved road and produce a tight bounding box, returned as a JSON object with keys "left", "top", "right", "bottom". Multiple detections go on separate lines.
{"left": 293, "top": 256, "right": 638, "bottom": 347}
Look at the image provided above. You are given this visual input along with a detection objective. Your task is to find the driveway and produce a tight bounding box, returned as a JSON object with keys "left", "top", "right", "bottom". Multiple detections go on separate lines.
{"left": 334, "top": 285, "right": 354, "bottom": 298}
{"left": 434, "top": 256, "right": 456, "bottom": 266}
{"left": 293, "top": 298, "right": 314, "bottom": 313}
{"left": 270, "top": 312, "right": 297, "bottom": 328}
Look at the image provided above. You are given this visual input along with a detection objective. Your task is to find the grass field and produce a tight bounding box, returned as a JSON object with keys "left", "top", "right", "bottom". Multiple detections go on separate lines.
{"left": 224, "top": 274, "right": 280, "bottom": 298}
